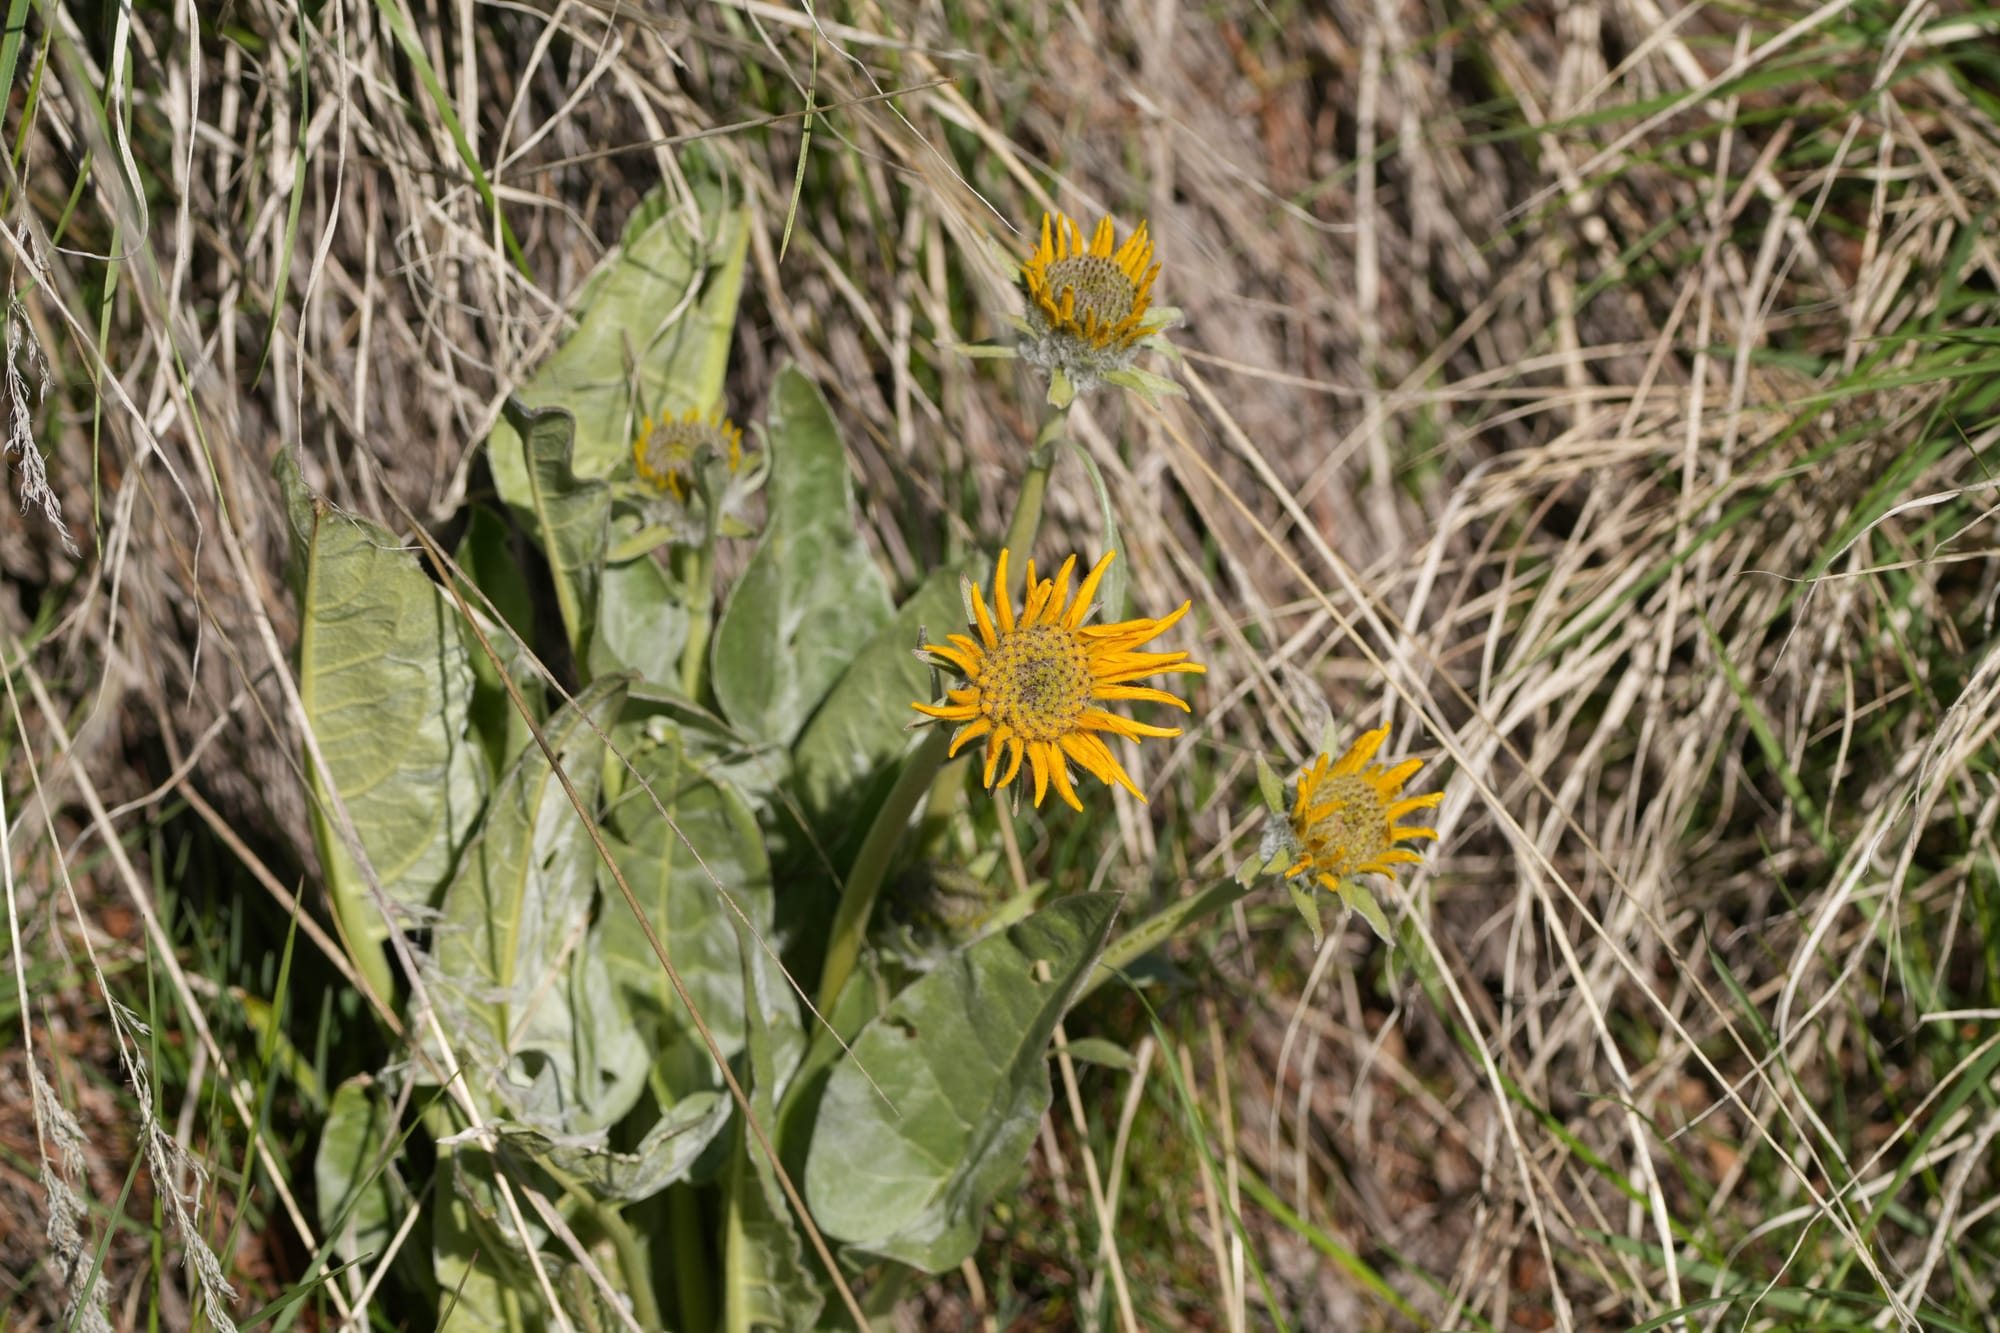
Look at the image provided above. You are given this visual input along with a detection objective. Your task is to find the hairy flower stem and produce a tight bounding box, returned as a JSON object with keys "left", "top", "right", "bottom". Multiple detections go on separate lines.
{"left": 812, "top": 410, "right": 1064, "bottom": 1014}
{"left": 678, "top": 488, "right": 723, "bottom": 700}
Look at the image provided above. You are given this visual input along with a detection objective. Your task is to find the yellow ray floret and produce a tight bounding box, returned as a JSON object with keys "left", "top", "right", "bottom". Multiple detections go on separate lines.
{"left": 1286, "top": 724, "right": 1441, "bottom": 891}
{"left": 1021, "top": 211, "right": 1160, "bottom": 354}
{"left": 912, "top": 548, "right": 1203, "bottom": 812}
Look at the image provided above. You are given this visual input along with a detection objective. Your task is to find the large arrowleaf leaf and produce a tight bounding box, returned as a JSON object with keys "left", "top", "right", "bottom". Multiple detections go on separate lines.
{"left": 509, "top": 403, "right": 610, "bottom": 665}
{"left": 791, "top": 565, "right": 962, "bottom": 846}
{"left": 720, "top": 908, "right": 821, "bottom": 1332}
{"left": 277, "top": 452, "right": 486, "bottom": 1004}
{"left": 487, "top": 188, "right": 750, "bottom": 507}
{"left": 587, "top": 551, "right": 690, "bottom": 687}
{"left": 602, "top": 724, "right": 791, "bottom": 1063}
{"left": 453, "top": 504, "right": 541, "bottom": 778}
{"left": 426, "top": 678, "right": 645, "bottom": 1133}
{"left": 803, "top": 893, "right": 1119, "bottom": 1272}
{"left": 712, "top": 365, "right": 893, "bottom": 744}
{"left": 316, "top": 1075, "right": 429, "bottom": 1297}
{"left": 432, "top": 1145, "right": 545, "bottom": 1333}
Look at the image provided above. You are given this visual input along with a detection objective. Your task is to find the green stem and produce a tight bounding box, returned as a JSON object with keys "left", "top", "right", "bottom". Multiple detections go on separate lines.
{"left": 668, "top": 1183, "right": 713, "bottom": 1332}
{"left": 584, "top": 1195, "right": 663, "bottom": 1331}
{"left": 811, "top": 411, "right": 1064, "bottom": 1015}
{"left": 1001, "top": 414, "right": 1064, "bottom": 560}
{"left": 1070, "top": 876, "right": 1253, "bottom": 1005}
{"left": 814, "top": 725, "right": 950, "bottom": 1013}
{"left": 679, "top": 500, "right": 722, "bottom": 700}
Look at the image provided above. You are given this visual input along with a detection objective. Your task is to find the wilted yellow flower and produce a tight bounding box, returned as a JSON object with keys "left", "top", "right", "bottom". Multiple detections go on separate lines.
{"left": 1018, "top": 212, "right": 1177, "bottom": 403}
{"left": 1285, "top": 724, "right": 1440, "bottom": 890}
{"left": 912, "top": 549, "right": 1203, "bottom": 811}
{"left": 633, "top": 408, "right": 744, "bottom": 502}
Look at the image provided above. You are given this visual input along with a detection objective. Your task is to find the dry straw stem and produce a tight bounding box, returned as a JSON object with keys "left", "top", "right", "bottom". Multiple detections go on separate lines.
{"left": 7, "top": 0, "right": 2000, "bottom": 1326}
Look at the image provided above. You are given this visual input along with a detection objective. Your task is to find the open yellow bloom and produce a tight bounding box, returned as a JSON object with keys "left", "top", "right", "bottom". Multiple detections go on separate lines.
{"left": 912, "top": 549, "right": 1203, "bottom": 812}
{"left": 1023, "top": 212, "right": 1158, "bottom": 355}
{"left": 1286, "top": 724, "right": 1441, "bottom": 889}
{"left": 633, "top": 408, "right": 744, "bottom": 501}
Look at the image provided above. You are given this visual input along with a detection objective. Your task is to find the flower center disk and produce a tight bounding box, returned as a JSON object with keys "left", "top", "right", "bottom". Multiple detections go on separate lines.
{"left": 1043, "top": 255, "right": 1137, "bottom": 330}
{"left": 1301, "top": 774, "right": 1391, "bottom": 872}
{"left": 980, "top": 624, "right": 1092, "bottom": 741}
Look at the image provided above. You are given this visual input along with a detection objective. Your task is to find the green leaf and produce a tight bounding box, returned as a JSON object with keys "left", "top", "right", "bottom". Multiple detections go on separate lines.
{"left": 277, "top": 452, "right": 486, "bottom": 1007}
{"left": 432, "top": 1146, "right": 543, "bottom": 1333}
{"left": 488, "top": 1109, "right": 729, "bottom": 1203}
{"left": 488, "top": 190, "right": 750, "bottom": 507}
{"left": 1069, "top": 444, "right": 1126, "bottom": 618}
{"left": 602, "top": 724, "right": 793, "bottom": 1071}
{"left": 606, "top": 523, "right": 680, "bottom": 563}
{"left": 1055, "top": 1036, "right": 1134, "bottom": 1071}
{"left": 1345, "top": 881, "right": 1396, "bottom": 947}
{"left": 587, "top": 553, "right": 691, "bottom": 687}
{"left": 949, "top": 341, "right": 1020, "bottom": 360}
{"left": 508, "top": 402, "right": 610, "bottom": 665}
{"left": 1255, "top": 753, "right": 1286, "bottom": 815}
{"left": 1287, "top": 878, "right": 1324, "bottom": 951}
{"left": 1103, "top": 366, "right": 1186, "bottom": 400}
{"left": 792, "top": 566, "right": 961, "bottom": 845}
{"left": 711, "top": 365, "right": 894, "bottom": 744}
{"left": 426, "top": 678, "right": 646, "bottom": 1132}
{"left": 719, "top": 902, "right": 822, "bottom": 1332}
{"left": 1046, "top": 367, "right": 1076, "bottom": 409}
{"left": 1074, "top": 878, "right": 1251, "bottom": 1005}
{"left": 315, "top": 1077, "right": 423, "bottom": 1277}
{"left": 804, "top": 893, "right": 1119, "bottom": 1271}
{"left": 454, "top": 506, "right": 541, "bottom": 777}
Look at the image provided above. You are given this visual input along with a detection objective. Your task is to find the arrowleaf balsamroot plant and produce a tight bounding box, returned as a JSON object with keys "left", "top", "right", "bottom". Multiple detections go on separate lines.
{"left": 21, "top": 2, "right": 2000, "bottom": 1328}
{"left": 250, "top": 169, "right": 1316, "bottom": 1330}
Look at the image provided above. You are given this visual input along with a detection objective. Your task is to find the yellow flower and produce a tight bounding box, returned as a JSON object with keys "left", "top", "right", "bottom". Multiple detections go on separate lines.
{"left": 912, "top": 549, "right": 1203, "bottom": 812}
{"left": 1285, "top": 725, "right": 1441, "bottom": 890}
{"left": 633, "top": 408, "right": 744, "bottom": 501}
{"left": 1023, "top": 212, "right": 1158, "bottom": 355}
{"left": 1018, "top": 212, "right": 1174, "bottom": 401}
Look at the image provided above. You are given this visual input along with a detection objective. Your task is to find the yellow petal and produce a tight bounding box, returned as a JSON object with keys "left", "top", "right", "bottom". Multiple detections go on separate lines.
{"left": 993, "top": 549, "right": 1015, "bottom": 633}
{"left": 1090, "top": 684, "right": 1190, "bottom": 711}
{"left": 970, "top": 584, "right": 998, "bottom": 648}
{"left": 1067, "top": 551, "right": 1117, "bottom": 629}
{"left": 1334, "top": 724, "right": 1390, "bottom": 775}
{"left": 1047, "top": 752, "right": 1083, "bottom": 811}
{"left": 947, "top": 717, "right": 993, "bottom": 757}
{"left": 1000, "top": 736, "right": 1025, "bottom": 788}
{"left": 1385, "top": 793, "right": 1442, "bottom": 821}
{"left": 1043, "top": 555, "right": 1077, "bottom": 625}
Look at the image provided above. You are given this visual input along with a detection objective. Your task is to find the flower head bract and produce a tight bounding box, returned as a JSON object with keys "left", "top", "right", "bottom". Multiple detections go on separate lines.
{"left": 632, "top": 408, "right": 744, "bottom": 502}
{"left": 912, "top": 548, "right": 1203, "bottom": 812}
{"left": 1018, "top": 212, "right": 1176, "bottom": 401}
{"left": 1284, "top": 724, "right": 1441, "bottom": 891}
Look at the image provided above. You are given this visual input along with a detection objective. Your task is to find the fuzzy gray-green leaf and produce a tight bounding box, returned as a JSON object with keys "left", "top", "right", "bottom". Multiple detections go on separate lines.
{"left": 602, "top": 724, "right": 791, "bottom": 1070}
{"left": 588, "top": 553, "right": 690, "bottom": 687}
{"left": 792, "top": 566, "right": 962, "bottom": 843}
{"left": 426, "top": 678, "right": 645, "bottom": 1132}
{"left": 803, "top": 893, "right": 1118, "bottom": 1272}
{"left": 711, "top": 365, "right": 893, "bottom": 744}
{"left": 277, "top": 452, "right": 486, "bottom": 1005}
{"left": 316, "top": 1076, "right": 425, "bottom": 1283}
{"left": 510, "top": 403, "right": 610, "bottom": 663}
